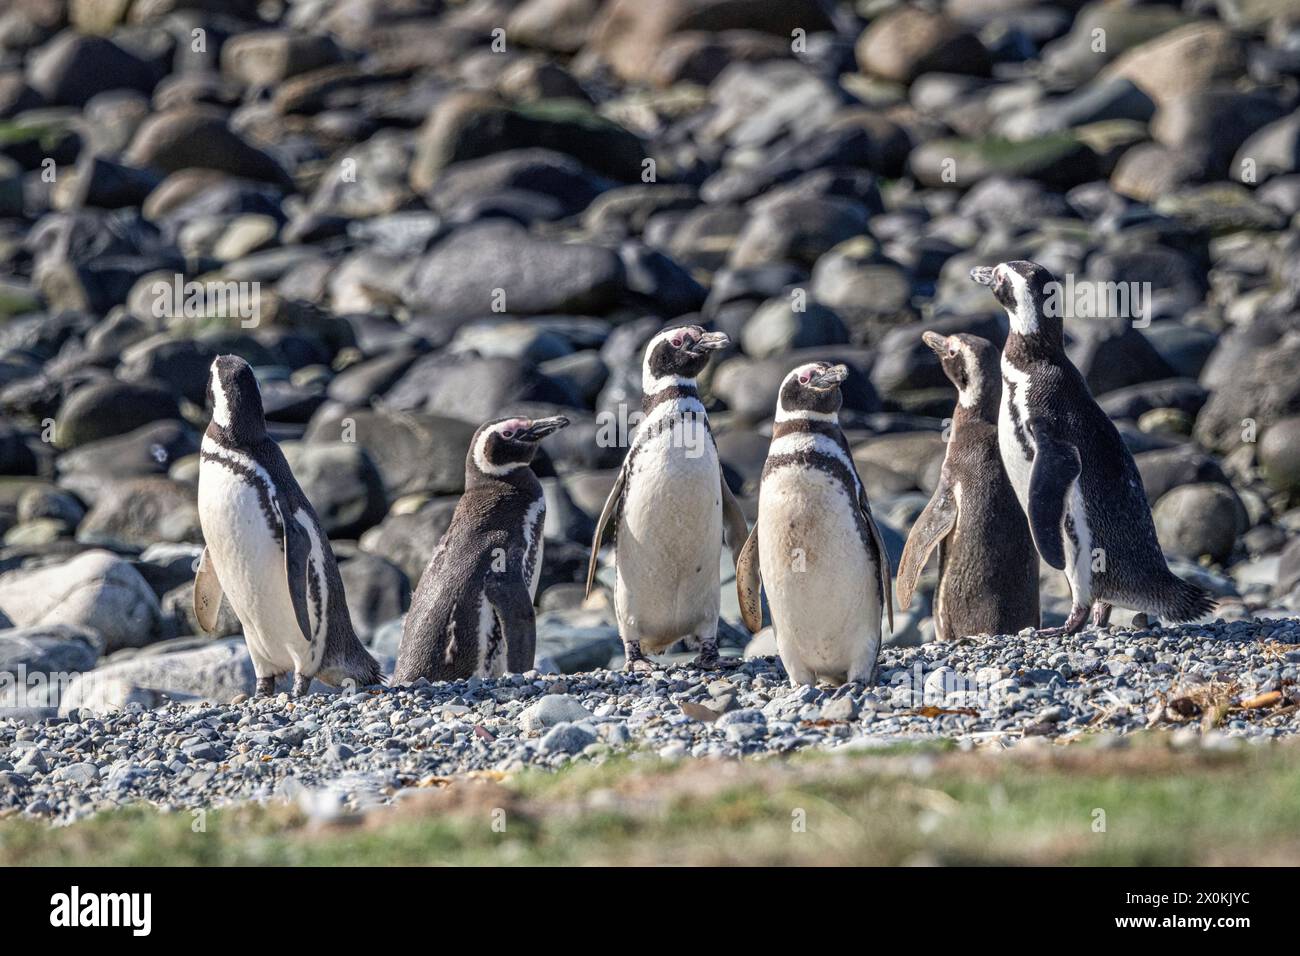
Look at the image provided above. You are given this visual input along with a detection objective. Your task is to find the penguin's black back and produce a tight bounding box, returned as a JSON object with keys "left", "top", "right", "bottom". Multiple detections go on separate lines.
{"left": 940, "top": 416, "right": 1040, "bottom": 638}
{"left": 393, "top": 474, "right": 542, "bottom": 683}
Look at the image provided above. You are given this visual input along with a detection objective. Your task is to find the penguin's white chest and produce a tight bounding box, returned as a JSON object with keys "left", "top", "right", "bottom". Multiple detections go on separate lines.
{"left": 758, "top": 452, "right": 881, "bottom": 683}
{"left": 198, "top": 450, "right": 322, "bottom": 677}
{"left": 615, "top": 415, "right": 723, "bottom": 649}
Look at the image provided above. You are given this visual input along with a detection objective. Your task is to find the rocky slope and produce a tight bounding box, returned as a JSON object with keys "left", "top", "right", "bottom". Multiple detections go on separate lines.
{"left": 0, "top": 0, "right": 1297, "bottom": 772}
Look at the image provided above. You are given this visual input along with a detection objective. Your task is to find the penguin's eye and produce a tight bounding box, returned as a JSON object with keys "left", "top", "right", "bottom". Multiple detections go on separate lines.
{"left": 798, "top": 373, "right": 811, "bottom": 385}
{"left": 670, "top": 335, "right": 684, "bottom": 348}
{"left": 948, "top": 343, "right": 960, "bottom": 357}
{"left": 501, "top": 429, "right": 516, "bottom": 439}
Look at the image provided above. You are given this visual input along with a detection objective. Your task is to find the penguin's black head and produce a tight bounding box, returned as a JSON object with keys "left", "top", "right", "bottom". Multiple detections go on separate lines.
{"left": 777, "top": 361, "right": 847, "bottom": 419}
{"left": 469, "top": 415, "right": 570, "bottom": 481}
{"left": 206, "top": 354, "right": 266, "bottom": 444}
{"left": 642, "top": 325, "right": 729, "bottom": 390}
{"left": 923, "top": 331, "right": 999, "bottom": 416}
{"left": 970, "top": 260, "right": 1062, "bottom": 347}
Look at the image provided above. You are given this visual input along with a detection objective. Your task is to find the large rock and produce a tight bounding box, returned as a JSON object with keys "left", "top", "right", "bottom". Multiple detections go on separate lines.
{"left": 410, "top": 92, "right": 645, "bottom": 189}
{"left": 1152, "top": 483, "right": 1245, "bottom": 564}
{"left": 729, "top": 194, "right": 870, "bottom": 269}
{"left": 384, "top": 352, "right": 577, "bottom": 422}
{"left": 359, "top": 499, "right": 459, "bottom": 586}
{"left": 339, "top": 554, "right": 410, "bottom": 642}
{"left": 77, "top": 477, "right": 201, "bottom": 550}
{"left": 1233, "top": 110, "right": 1300, "bottom": 185}
{"left": 1151, "top": 91, "right": 1287, "bottom": 180}
{"left": 911, "top": 132, "right": 1099, "bottom": 189}
{"left": 124, "top": 107, "right": 293, "bottom": 188}
{"left": 281, "top": 442, "right": 387, "bottom": 539}
{"left": 740, "top": 297, "right": 848, "bottom": 359}
{"left": 305, "top": 405, "right": 477, "bottom": 498}
{"left": 403, "top": 221, "right": 625, "bottom": 317}
{"left": 0, "top": 624, "right": 102, "bottom": 706}
{"left": 1259, "top": 415, "right": 1300, "bottom": 498}
{"left": 27, "top": 31, "right": 157, "bottom": 107}
{"left": 855, "top": 8, "right": 991, "bottom": 84}
{"left": 54, "top": 379, "right": 182, "bottom": 450}
{"left": 1101, "top": 22, "right": 1246, "bottom": 107}
{"left": 1040, "top": 3, "right": 1193, "bottom": 84}
{"left": 0, "top": 550, "right": 162, "bottom": 652}
{"left": 220, "top": 29, "right": 343, "bottom": 87}
{"left": 58, "top": 637, "right": 255, "bottom": 715}
{"left": 587, "top": 0, "right": 833, "bottom": 85}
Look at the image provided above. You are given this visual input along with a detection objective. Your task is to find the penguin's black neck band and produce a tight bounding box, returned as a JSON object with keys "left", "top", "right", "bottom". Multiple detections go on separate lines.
{"left": 642, "top": 382, "right": 699, "bottom": 414}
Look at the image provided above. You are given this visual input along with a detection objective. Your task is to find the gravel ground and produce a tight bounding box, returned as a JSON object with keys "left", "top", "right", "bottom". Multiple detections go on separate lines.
{"left": 2, "top": 618, "right": 1297, "bottom": 825}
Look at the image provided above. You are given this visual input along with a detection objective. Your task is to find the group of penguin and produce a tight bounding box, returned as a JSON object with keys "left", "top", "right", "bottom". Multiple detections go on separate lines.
{"left": 193, "top": 259, "right": 1216, "bottom": 696}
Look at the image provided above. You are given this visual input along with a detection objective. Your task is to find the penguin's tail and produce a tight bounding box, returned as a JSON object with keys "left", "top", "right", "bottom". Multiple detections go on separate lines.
{"left": 1150, "top": 573, "right": 1217, "bottom": 624}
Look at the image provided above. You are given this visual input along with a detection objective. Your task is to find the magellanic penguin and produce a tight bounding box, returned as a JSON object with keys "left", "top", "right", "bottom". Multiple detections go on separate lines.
{"left": 392, "top": 415, "right": 569, "bottom": 683}
{"left": 971, "top": 260, "right": 1216, "bottom": 633}
{"left": 897, "top": 332, "right": 1040, "bottom": 641}
{"left": 585, "top": 325, "right": 749, "bottom": 671}
{"left": 195, "top": 355, "right": 382, "bottom": 696}
{"left": 734, "top": 362, "right": 894, "bottom": 686}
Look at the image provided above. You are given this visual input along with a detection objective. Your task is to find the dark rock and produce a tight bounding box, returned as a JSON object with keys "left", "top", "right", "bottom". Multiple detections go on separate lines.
{"left": 27, "top": 31, "right": 157, "bottom": 107}
{"left": 55, "top": 379, "right": 183, "bottom": 450}
{"left": 404, "top": 221, "right": 625, "bottom": 317}
{"left": 124, "top": 107, "right": 293, "bottom": 188}
{"left": 1153, "top": 483, "right": 1246, "bottom": 564}
{"left": 339, "top": 553, "right": 410, "bottom": 642}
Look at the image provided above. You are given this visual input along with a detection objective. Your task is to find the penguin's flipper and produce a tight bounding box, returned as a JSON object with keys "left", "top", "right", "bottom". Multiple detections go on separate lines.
{"left": 720, "top": 475, "right": 750, "bottom": 567}
{"left": 859, "top": 493, "right": 895, "bottom": 633}
{"left": 896, "top": 475, "right": 958, "bottom": 610}
{"left": 585, "top": 463, "right": 627, "bottom": 599}
{"left": 278, "top": 500, "right": 319, "bottom": 644}
{"left": 485, "top": 572, "right": 537, "bottom": 673}
{"left": 193, "top": 546, "right": 224, "bottom": 633}
{"left": 1027, "top": 424, "right": 1082, "bottom": 571}
{"left": 735, "top": 522, "right": 763, "bottom": 634}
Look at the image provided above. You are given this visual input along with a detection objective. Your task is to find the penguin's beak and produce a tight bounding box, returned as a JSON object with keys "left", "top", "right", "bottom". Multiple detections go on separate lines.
{"left": 922, "top": 331, "right": 948, "bottom": 355}
{"left": 687, "top": 330, "right": 730, "bottom": 355}
{"left": 521, "top": 416, "right": 569, "bottom": 441}
{"left": 809, "top": 364, "right": 849, "bottom": 389}
{"left": 969, "top": 266, "right": 995, "bottom": 286}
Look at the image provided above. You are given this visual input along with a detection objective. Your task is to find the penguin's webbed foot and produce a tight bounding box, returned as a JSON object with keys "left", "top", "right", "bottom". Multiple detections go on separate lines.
{"left": 1037, "top": 604, "right": 1090, "bottom": 637}
{"left": 1090, "top": 602, "right": 1113, "bottom": 628}
{"left": 621, "top": 640, "right": 655, "bottom": 673}
{"left": 254, "top": 677, "right": 275, "bottom": 698}
{"left": 292, "top": 673, "right": 312, "bottom": 697}
{"left": 692, "top": 641, "right": 740, "bottom": 671}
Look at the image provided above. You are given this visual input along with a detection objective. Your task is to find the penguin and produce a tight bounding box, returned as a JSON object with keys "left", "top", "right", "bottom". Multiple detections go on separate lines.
{"left": 585, "top": 325, "right": 749, "bottom": 671}
{"left": 194, "top": 355, "right": 382, "bottom": 697}
{"left": 734, "top": 362, "right": 894, "bottom": 686}
{"left": 896, "top": 332, "right": 1040, "bottom": 641}
{"left": 392, "top": 415, "right": 569, "bottom": 683}
{"left": 970, "top": 259, "right": 1215, "bottom": 633}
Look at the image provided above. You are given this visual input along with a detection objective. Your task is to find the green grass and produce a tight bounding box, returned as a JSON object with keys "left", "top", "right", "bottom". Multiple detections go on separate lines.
{"left": 3, "top": 738, "right": 1298, "bottom": 865}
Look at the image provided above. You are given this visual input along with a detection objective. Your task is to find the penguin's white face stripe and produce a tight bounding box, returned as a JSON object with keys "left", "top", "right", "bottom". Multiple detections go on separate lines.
{"left": 954, "top": 341, "right": 983, "bottom": 409}
{"left": 643, "top": 372, "right": 695, "bottom": 395}
{"left": 774, "top": 364, "right": 841, "bottom": 423}
{"left": 210, "top": 365, "right": 233, "bottom": 429}
{"left": 473, "top": 423, "right": 527, "bottom": 476}
{"left": 1000, "top": 266, "right": 1038, "bottom": 336}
